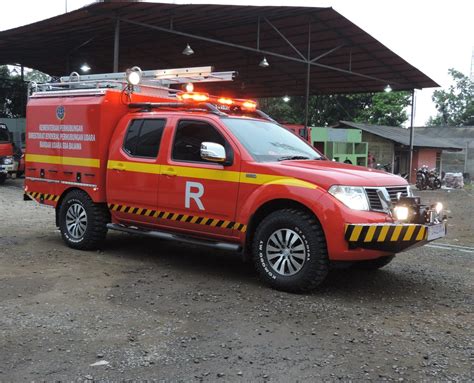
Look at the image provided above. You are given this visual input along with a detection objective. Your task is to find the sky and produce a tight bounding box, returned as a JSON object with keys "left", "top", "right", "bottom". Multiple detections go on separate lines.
{"left": 1, "top": 0, "right": 473, "bottom": 126}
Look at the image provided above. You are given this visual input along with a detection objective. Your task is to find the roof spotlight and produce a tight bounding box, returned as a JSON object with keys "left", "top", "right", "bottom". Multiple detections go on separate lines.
{"left": 126, "top": 66, "right": 142, "bottom": 86}
{"left": 259, "top": 56, "right": 269, "bottom": 68}
{"left": 80, "top": 63, "right": 91, "bottom": 72}
{"left": 182, "top": 43, "right": 194, "bottom": 56}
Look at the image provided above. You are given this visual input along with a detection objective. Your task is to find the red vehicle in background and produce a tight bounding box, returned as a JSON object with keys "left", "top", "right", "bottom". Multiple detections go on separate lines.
{"left": 0, "top": 123, "right": 16, "bottom": 184}
{"left": 23, "top": 66, "right": 447, "bottom": 292}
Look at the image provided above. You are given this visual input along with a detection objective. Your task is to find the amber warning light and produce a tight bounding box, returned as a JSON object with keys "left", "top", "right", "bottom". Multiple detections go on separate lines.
{"left": 177, "top": 92, "right": 257, "bottom": 112}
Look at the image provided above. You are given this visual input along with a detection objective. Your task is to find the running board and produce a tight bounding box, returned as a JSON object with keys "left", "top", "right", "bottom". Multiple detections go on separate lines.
{"left": 107, "top": 223, "right": 241, "bottom": 252}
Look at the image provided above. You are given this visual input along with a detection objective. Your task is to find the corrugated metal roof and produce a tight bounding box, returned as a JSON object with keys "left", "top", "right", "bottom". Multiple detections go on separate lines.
{"left": 0, "top": 1, "right": 438, "bottom": 97}
{"left": 337, "top": 121, "right": 464, "bottom": 150}
{"left": 414, "top": 126, "right": 474, "bottom": 148}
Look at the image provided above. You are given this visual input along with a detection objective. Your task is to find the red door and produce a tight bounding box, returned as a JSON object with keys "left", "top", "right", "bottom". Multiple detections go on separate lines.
{"left": 106, "top": 117, "right": 167, "bottom": 226}
{"left": 157, "top": 117, "right": 241, "bottom": 239}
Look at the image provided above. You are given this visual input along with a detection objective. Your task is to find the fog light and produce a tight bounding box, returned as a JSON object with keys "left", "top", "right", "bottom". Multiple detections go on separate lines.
{"left": 394, "top": 206, "right": 409, "bottom": 221}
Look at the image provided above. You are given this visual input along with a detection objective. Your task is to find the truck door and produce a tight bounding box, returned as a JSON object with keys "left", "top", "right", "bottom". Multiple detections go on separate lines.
{"left": 157, "top": 118, "right": 240, "bottom": 239}
{"left": 106, "top": 117, "right": 166, "bottom": 226}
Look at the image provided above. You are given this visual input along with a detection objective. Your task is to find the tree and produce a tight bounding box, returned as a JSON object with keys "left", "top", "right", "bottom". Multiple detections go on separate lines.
{"left": 0, "top": 66, "right": 50, "bottom": 118}
{"left": 355, "top": 91, "right": 411, "bottom": 126}
{"left": 0, "top": 66, "right": 27, "bottom": 118}
{"left": 428, "top": 69, "right": 474, "bottom": 126}
{"left": 258, "top": 91, "right": 410, "bottom": 127}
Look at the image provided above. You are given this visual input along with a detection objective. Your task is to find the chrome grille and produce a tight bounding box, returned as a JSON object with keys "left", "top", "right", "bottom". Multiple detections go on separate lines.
{"left": 365, "top": 186, "right": 409, "bottom": 211}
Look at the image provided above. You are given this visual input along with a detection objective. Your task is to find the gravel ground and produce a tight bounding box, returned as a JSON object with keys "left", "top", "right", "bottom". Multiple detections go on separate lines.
{"left": 0, "top": 178, "right": 473, "bottom": 382}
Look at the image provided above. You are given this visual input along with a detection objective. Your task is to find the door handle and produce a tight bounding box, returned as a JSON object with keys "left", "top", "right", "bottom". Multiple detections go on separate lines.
{"left": 111, "top": 162, "right": 125, "bottom": 171}
{"left": 162, "top": 168, "right": 177, "bottom": 177}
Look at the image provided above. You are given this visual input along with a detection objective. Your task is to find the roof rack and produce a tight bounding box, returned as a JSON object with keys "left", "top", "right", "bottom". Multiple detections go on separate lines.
{"left": 30, "top": 66, "right": 237, "bottom": 97}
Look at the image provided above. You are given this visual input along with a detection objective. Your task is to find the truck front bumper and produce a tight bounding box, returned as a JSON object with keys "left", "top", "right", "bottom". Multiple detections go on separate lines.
{"left": 0, "top": 164, "right": 15, "bottom": 173}
{"left": 345, "top": 222, "right": 447, "bottom": 253}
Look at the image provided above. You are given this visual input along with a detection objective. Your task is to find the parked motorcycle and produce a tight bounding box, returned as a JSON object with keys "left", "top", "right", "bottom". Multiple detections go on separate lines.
{"left": 375, "top": 163, "right": 392, "bottom": 172}
{"left": 416, "top": 165, "right": 441, "bottom": 190}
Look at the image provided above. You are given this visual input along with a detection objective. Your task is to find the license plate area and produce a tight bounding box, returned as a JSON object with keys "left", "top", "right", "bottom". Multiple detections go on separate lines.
{"left": 427, "top": 223, "right": 446, "bottom": 241}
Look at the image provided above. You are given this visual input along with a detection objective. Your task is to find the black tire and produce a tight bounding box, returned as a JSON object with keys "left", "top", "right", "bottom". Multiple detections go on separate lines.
{"left": 58, "top": 189, "right": 109, "bottom": 250}
{"left": 0, "top": 174, "right": 6, "bottom": 185}
{"left": 352, "top": 255, "right": 395, "bottom": 270}
{"left": 432, "top": 178, "right": 441, "bottom": 190}
{"left": 252, "top": 208, "right": 329, "bottom": 293}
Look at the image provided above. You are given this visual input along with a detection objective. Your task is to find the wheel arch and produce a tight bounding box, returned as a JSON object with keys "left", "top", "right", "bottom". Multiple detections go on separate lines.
{"left": 245, "top": 198, "right": 325, "bottom": 252}
{"left": 55, "top": 187, "right": 96, "bottom": 227}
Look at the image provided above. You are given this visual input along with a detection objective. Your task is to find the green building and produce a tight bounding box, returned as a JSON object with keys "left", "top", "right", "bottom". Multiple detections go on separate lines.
{"left": 310, "top": 127, "right": 368, "bottom": 167}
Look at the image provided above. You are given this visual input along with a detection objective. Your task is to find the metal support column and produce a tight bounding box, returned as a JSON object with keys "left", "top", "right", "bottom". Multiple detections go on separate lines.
{"left": 20, "top": 65, "right": 24, "bottom": 81}
{"left": 113, "top": 18, "right": 120, "bottom": 72}
{"left": 303, "top": 21, "right": 311, "bottom": 140}
{"left": 408, "top": 89, "right": 415, "bottom": 183}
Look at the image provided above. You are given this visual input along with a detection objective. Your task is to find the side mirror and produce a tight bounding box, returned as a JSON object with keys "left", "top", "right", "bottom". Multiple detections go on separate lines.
{"left": 200, "top": 142, "right": 226, "bottom": 163}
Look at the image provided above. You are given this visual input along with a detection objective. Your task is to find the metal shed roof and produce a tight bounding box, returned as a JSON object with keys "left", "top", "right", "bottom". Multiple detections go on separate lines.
{"left": 337, "top": 121, "right": 463, "bottom": 151}
{"left": 0, "top": 1, "right": 438, "bottom": 97}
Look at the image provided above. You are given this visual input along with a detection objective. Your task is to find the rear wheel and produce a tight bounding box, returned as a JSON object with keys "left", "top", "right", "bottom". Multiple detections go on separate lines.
{"left": 252, "top": 209, "right": 328, "bottom": 293}
{"left": 352, "top": 255, "right": 395, "bottom": 270}
{"left": 58, "top": 189, "right": 109, "bottom": 250}
{"left": 0, "top": 174, "right": 6, "bottom": 185}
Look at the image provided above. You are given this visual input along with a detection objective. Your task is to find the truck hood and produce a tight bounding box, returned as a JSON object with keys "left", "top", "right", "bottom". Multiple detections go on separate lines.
{"left": 0, "top": 142, "right": 13, "bottom": 157}
{"left": 271, "top": 160, "right": 408, "bottom": 189}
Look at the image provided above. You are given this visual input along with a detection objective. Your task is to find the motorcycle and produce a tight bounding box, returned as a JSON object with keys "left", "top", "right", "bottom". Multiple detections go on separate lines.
{"left": 416, "top": 165, "right": 441, "bottom": 190}
{"left": 375, "top": 163, "right": 392, "bottom": 172}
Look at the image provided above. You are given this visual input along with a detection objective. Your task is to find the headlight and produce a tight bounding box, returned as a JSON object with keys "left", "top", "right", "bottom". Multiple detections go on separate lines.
{"left": 393, "top": 206, "right": 409, "bottom": 221}
{"left": 328, "top": 185, "right": 369, "bottom": 211}
{"left": 2, "top": 156, "right": 13, "bottom": 165}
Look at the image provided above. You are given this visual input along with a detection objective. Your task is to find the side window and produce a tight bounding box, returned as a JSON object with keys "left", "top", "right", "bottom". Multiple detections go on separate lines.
{"left": 123, "top": 119, "right": 165, "bottom": 158}
{"left": 172, "top": 120, "right": 226, "bottom": 163}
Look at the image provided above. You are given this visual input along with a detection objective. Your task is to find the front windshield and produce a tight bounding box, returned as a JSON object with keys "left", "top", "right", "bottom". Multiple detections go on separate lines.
{"left": 0, "top": 126, "right": 10, "bottom": 143}
{"left": 223, "top": 118, "right": 322, "bottom": 162}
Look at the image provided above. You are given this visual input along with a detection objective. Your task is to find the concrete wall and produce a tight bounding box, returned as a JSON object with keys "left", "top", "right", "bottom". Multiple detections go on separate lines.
{"left": 0, "top": 118, "right": 25, "bottom": 148}
{"left": 361, "top": 131, "right": 394, "bottom": 168}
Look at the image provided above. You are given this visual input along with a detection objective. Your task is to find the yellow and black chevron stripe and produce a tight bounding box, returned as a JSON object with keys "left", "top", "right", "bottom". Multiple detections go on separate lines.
{"left": 26, "top": 191, "right": 60, "bottom": 203}
{"left": 108, "top": 203, "right": 247, "bottom": 233}
{"left": 345, "top": 223, "right": 428, "bottom": 252}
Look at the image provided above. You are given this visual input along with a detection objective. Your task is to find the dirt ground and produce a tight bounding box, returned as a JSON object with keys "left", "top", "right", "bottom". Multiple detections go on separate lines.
{"left": 0, "top": 178, "right": 472, "bottom": 382}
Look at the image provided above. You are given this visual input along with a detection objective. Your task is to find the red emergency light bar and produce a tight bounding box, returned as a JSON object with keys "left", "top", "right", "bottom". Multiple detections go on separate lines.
{"left": 177, "top": 92, "right": 257, "bottom": 112}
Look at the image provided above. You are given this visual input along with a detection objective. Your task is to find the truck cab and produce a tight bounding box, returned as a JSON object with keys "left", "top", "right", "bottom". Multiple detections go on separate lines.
{"left": 0, "top": 123, "right": 16, "bottom": 184}
{"left": 24, "top": 67, "right": 447, "bottom": 292}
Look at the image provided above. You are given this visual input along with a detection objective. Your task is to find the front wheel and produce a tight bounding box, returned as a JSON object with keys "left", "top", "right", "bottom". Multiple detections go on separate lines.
{"left": 432, "top": 178, "right": 441, "bottom": 189}
{"left": 252, "top": 209, "right": 329, "bottom": 293}
{"left": 58, "top": 189, "right": 109, "bottom": 250}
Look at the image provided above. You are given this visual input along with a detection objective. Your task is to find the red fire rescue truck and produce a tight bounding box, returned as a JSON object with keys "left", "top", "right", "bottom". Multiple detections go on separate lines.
{"left": 0, "top": 123, "right": 17, "bottom": 184}
{"left": 24, "top": 66, "right": 447, "bottom": 292}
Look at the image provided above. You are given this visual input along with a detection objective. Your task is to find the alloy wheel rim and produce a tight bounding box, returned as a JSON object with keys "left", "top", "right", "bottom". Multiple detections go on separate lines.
{"left": 65, "top": 203, "right": 88, "bottom": 239}
{"left": 266, "top": 228, "right": 306, "bottom": 276}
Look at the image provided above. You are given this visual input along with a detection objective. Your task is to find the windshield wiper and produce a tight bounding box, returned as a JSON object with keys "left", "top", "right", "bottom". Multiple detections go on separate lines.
{"left": 277, "top": 155, "right": 311, "bottom": 161}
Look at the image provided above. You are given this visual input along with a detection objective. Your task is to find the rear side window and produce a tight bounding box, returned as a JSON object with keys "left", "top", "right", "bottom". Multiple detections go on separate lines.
{"left": 172, "top": 120, "right": 225, "bottom": 163}
{"left": 123, "top": 119, "right": 165, "bottom": 158}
